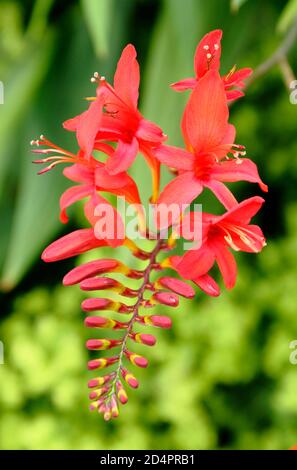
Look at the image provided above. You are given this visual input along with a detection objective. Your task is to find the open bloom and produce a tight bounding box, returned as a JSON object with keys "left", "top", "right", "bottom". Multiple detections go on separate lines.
{"left": 171, "top": 29, "right": 252, "bottom": 101}
{"left": 155, "top": 70, "right": 267, "bottom": 228}
{"left": 175, "top": 196, "right": 266, "bottom": 289}
{"left": 63, "top": 45, "right": 166, "bottom": 200}
{"left": 32, "top": 136, "right": 142, "bottom": 247}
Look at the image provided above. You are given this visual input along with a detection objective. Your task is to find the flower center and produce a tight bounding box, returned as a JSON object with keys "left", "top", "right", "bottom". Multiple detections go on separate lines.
{"left": 194, "top": 153, "right": 215, "bottom": 180}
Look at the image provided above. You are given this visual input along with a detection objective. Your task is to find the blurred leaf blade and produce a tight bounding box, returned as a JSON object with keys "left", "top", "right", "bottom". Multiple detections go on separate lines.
{"left": 277, "top": 0, "right": 297, "bottom": 33}
{"left": 80, "top": 0, "right": 111, "bottom": 58}
{"left": 0, "top": 30, "right": 56, "bottom": 196}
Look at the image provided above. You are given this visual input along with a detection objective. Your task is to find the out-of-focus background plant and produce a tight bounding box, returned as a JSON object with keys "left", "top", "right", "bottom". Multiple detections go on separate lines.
{"left": 0, "top": 0, "right": 297, "bottom": 450}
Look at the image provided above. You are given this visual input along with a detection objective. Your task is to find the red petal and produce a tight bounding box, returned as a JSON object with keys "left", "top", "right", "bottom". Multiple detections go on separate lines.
{"left": 224, "top": 67, "right": 253, "bottom": 88}
{"left": 183, "top": 70, "right": 229, "bottom": 155}
{"left": 63, "top": 163, "right": 95, "bottom": 184}
{"left": 211, "top": 158, "right": 268, "bottom": 192}
{"left": 63, "top": 113, "right": 82, "bottom": 131}
{"left": 105, "top": 137, "right": 139, "bottom": 174}
{"left": 77, "top": 89, "right": 107, "bottom": 159}
{"left": 217, "top": 196, "right": 265, "bottom": 225}
{"left": 60, "top": 184, "right": 93, "bottom": 223}
{"left": 176, "top": 246, "right": 215, "bottom": 280}
{"left": 95, "top": 167, "right": 141, "bottom": 205}
{"left": 156, "top": 172, "right": 203, "bottom": 229}
{"left": 226, "top": 90, "right": 244, "bottom": 101}
{"left": 226, "top": 224, "right": 266, "bottom": 253}
{"left": 41, "top": 229, "right": 107, "bottom": 262}
{"left": 136, "top": 119, "right": 165, "bottom": 143}
{"left": 194, "top": 29, "right": 222, "bottom": 78}
{"left": 114, "top": 44, "right": 140, "bottom": 108}
{"left": 193, "top": 274, "right": 220, "bottom": 296}
{"left": 210, "top": 240, "right": 237, "bottom": 289}
{"left": 204, "top": 179, "right": 238, "bottom": 210}
{"left": 153, "top": 145, "right": 194, "bottom": 171}
{"left": 170, "top": 78, "right": 197, "bottom": 91}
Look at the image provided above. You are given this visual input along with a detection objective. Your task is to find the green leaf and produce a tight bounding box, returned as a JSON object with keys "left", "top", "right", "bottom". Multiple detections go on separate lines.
{"left": 0, "top": 31, "right": 55, "bottom": 197}
{"left": 0, "top": 140, "right": 67, "bottom": 291}
{"left": 80, "top": 0, "right": 112, "bottom": 58}
{"left": 277, "top": 0, "right": 297, "bottom": 33}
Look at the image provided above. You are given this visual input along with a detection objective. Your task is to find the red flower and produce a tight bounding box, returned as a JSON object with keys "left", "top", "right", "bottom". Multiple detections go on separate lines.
{"left": 167, "top": 255, "right": 221, "bottom": 297}
{"left": 155, "top": 70, "right": 267, "bottom": 228}
{"left": 171, "top": 29, "right": 252, "bottom": 101}
{"left": 63, "top": 44, "right": 166, "bottom": 201}
{"left": 175, "top": 196, "right": 266, "bottom": 289}
{"left": 32, "top": 136, "right": 143, "bottom": 246}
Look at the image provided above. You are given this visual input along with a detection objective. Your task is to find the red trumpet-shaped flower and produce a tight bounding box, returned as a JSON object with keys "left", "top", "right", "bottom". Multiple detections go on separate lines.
{"left": 175, "top": 196, "right": 266, "bottom": 289}
{"left": 32, "top": 136, "right": 144, "bottom": 245}
{"left": 63, "top": 44, "right": 166, "bottom": 201}
{"left": 171, "top": 29, "right": 252, "bottom": 101}
{"left": 155, "top": 70, "right": 267, "bottom": 228}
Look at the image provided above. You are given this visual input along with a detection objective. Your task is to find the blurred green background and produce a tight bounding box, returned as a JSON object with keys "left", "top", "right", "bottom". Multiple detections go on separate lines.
{"left": 1, "top": 0, "right": 297, "bottom": 450}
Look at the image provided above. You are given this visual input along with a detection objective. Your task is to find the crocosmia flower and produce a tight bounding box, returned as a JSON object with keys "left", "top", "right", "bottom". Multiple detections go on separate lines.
{"left": 155, "top": 70, "right": 267, "bottom": 227}
{"left": 171, "top": 29, "right": 252, "bottom": 101}
{"left": 32, "top": 31, "right": 267, "bottom": 421}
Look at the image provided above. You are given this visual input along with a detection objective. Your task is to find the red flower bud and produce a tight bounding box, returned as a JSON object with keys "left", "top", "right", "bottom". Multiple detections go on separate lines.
{"left": 121, "top": 368, "right": 139, "bottom": 389}
{"left": 89, "top": 385, "right": 110, "bottom": 400}
{"left": 84, "top": 316, "right": 129, "bottom": 330}
{"left": 88, "top": 373, "right": 115, "bottom": 388}
{"left": 125, "top": 350, "right": 148, "bottom": 368}
{"left": 116, "top": 381, "right": 128, "bottom": 404}
{"left": 63, "top": 259, "right": 121, "bottom": 285}
{"left": 80, "top": 277, "right": 119, "bottom": 291}
{"left": 86, "top": 338, "right": 122, "bottom": 350}
{"left": 87, "top": 355, "right": 118, "bottom": 370}
{"left": 155, "top": 277, "right": 195, "bottom": 298}
{"left": 129, "top": 332, "right": 156, "bottom": 346}
{"left": 138, "top": 315, "right": 172, "bottom": 329}
{"left": 145, "top": 291, "right": 179, "bottom": 307}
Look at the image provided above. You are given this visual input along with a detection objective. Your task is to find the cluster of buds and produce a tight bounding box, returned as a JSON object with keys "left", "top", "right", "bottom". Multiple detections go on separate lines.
{"left": 33, "top": 30, "right": 267, "bottom": 419}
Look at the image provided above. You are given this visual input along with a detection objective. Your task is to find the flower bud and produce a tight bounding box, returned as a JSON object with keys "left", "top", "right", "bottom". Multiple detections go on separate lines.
{"left": 89, "top": 385, "right": 110, "bottom": 400}
{"left": 155, "top": 276, "right": 195, "bottom": 298}
{"left": 80, "top": 277, "right": 119, "bottom": 291}
{"left": 121, "top": 368, "right": 139, "bottom": 389}
{"left": 63, "top": 259, "right": 121, "bottom": 286}
{"left": 87, "top": 355, "right": 118, "bottom": 370}
{"left": 84, "top": 316, "right": 129, "bottom": 330}
{"left": 88, "top": 373, "right": 115, "bottom": 388}
{"left": 150, "top": 291, "right": 179, "bottom": 307}
{"left": 125, "top": 350, "right": 148, "bottom": 368}
{"left": 138, "top": 315, "right": 172, "bottom": 329}
{"left": 116, "top": 381, "right": 128, "bottom": 404}
{"left": 110, "top": 395, "right": 119, "bottom": 418}
{"left": 86, "top": 338, "right": 122, "bottom": 350}
{"left": 129, "top": 332, "right": 156, "bottom": 346}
